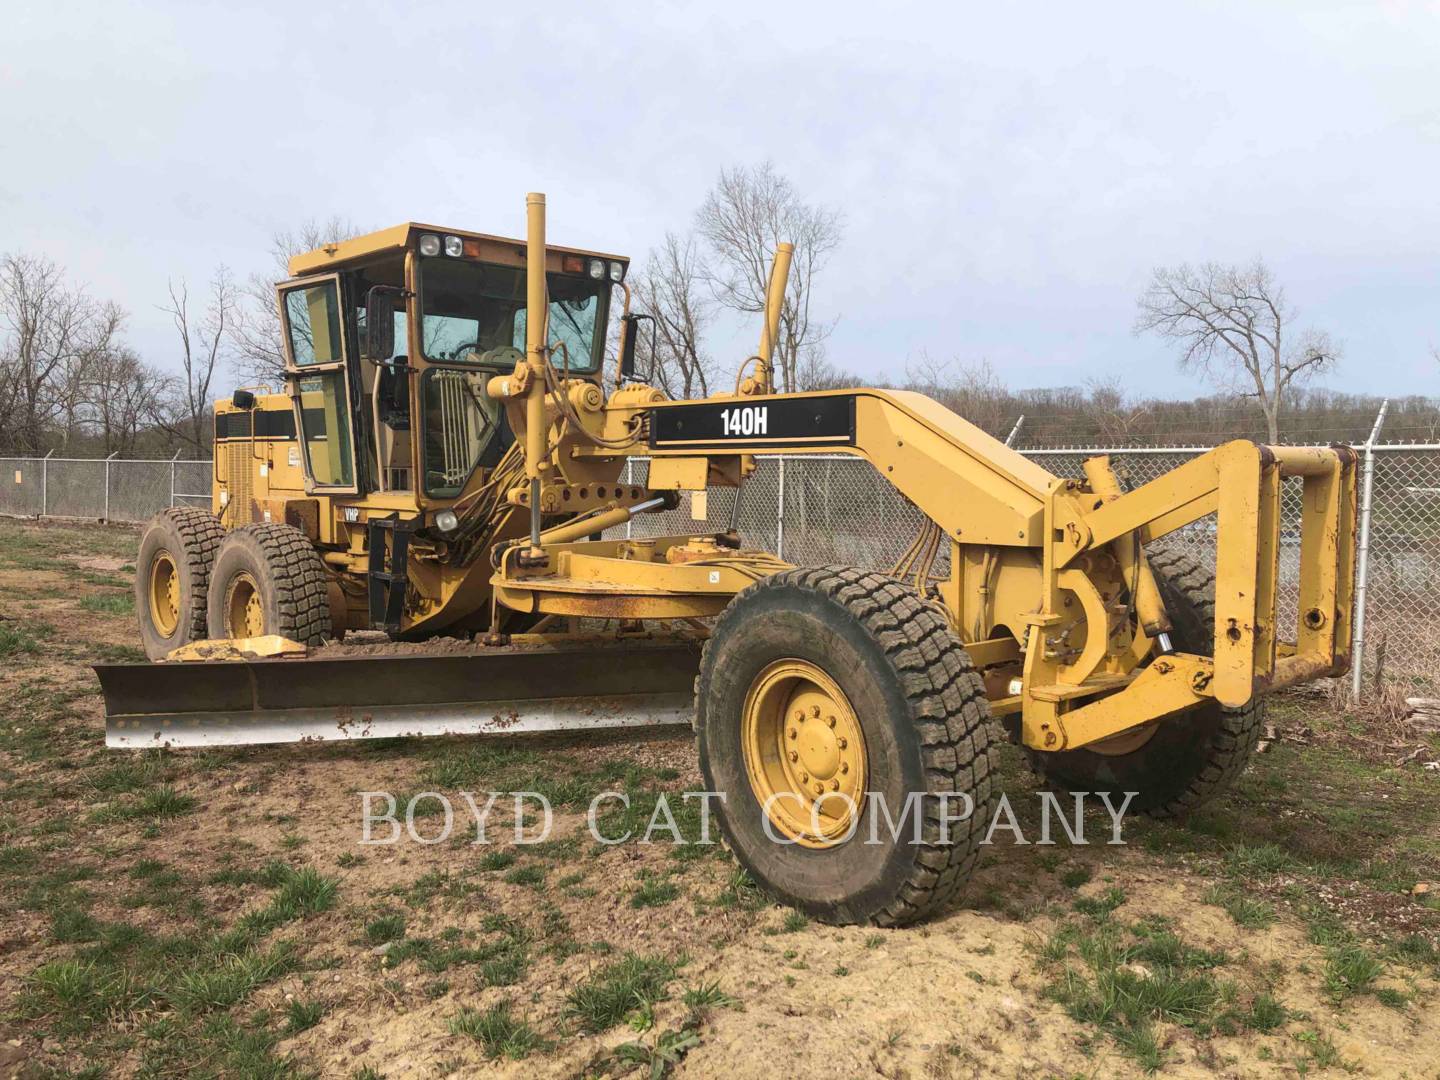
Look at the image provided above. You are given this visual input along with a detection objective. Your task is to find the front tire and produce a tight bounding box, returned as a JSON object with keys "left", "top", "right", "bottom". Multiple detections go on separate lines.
{"left": 206, "top": 524, "right": 330, "bottom": 644}
{"left": 696, "top": 567, "right": 997, "bottom": 927}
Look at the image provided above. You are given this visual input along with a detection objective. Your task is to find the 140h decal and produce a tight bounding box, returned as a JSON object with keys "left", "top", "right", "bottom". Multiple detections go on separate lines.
{"left": 721, "top": 405, "right": 768, "bottom": 436}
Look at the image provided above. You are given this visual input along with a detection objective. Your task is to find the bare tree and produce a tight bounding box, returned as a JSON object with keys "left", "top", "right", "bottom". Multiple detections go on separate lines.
{"left": 795, "top": 352, "right": 858, "bottom": 391}
{"left": 159, "top": 266, "right": 237, "bottom": 454}
{"left": 630, "top": 231, "right": 716, "bottom": 399}
{"left": 230, "top": 217, "right": 365, "bottom": 386}
{"left": 86, "top": 345, "right": 171, "bottom": 455}
{"left": 1135, "top": 260, "right": 1339, "bottom": 443}
{"left": 0, "top": 254, "right": 109, "bottom": 452}
{"left": 696, "top": 163, "right": 842, "bottom": 393}
{"left": 1083, "top": 375, "right": 1153, "bottom": 445}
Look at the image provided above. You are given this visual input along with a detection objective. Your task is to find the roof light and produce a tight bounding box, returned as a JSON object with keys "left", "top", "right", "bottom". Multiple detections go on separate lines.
{"left": 443, "top": 235, "right": 464, "bottom": 257}
{"left": 418, "top": 233, "right": 441, "bottom": 257}
{"left": 587, "top": 259, "right": 605, "bottom": 280}
{"left": 433, "top": 509, "right": 459, "bottom": 534}
{"left": 562, "top": 254, "right": 585, "bottom": 274}
{"left": 608, "top": 261, "right": 625, "bottom": 283}
{"left": 462, "top": 238, "right": 482, "bottom": 258}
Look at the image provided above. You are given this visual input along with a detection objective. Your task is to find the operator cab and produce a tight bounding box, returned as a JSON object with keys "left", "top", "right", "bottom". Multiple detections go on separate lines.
{"left": 276, "top": 223, "right": 627, "bottom": 505}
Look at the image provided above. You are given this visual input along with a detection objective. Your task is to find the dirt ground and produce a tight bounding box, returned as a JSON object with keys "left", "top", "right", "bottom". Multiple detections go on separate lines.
{"left": 1, "top": 517, "right": 1438, "bottom": 1079}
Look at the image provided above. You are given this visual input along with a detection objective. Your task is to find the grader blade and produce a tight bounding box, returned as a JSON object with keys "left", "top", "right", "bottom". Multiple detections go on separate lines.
{"left": 96, "top": 640, "right": 701, "bottom": 749}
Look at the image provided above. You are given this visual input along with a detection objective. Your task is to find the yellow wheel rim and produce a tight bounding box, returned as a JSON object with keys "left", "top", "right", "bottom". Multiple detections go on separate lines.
{"left": 740, "top": 659, "right": 867, "bottom": 849}
{"left": 224, "top": 571, "right": 265, "bottom": 638}
{"left": 148, "top": 551, "right": 180, "bottom": 638}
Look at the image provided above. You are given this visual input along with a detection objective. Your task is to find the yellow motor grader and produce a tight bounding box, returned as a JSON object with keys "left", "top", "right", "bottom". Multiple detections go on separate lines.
{"left": 98, "top": 193, "right": 1357, "bottom": 925}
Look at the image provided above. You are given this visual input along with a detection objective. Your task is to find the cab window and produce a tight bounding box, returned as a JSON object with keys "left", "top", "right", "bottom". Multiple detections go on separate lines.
{"left": 284, "top": 283, "right": 344, "bottom": 366}
{"left": 418, "top": 259, "right": 605, "bottom": 370}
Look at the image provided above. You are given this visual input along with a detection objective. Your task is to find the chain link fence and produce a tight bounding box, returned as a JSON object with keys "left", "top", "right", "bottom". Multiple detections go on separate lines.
{"left": 0, "top": 456, "right": 211, "bottom": 523}
{"left": 2, "top": 426, "right": 1436, "bottom": 700}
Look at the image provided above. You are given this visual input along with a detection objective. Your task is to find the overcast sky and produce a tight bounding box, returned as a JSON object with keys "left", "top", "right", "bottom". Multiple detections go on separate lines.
{"left": 2, "top": 1, "right": 1437, "bottom": 399}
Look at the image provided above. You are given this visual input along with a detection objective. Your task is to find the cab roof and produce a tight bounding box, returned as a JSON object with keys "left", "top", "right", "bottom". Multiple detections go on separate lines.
{"left": 287, "top": 222, "right": 629, "bottom": 278}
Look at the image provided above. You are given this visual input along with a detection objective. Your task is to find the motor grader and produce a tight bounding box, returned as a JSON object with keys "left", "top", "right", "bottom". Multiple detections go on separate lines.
{"left": 97, "top": 193, "right": 1357, "bottom": 926}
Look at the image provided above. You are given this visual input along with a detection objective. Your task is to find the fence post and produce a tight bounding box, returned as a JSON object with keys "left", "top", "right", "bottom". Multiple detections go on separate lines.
{"left": 104, "top": 451, "right": 118, "bottom": 522}
{"left": 170, "top": 450, "right": 181, "bottom": 508}
{"left": 42, "top": 450, "right": 53, "bottom": 519}
{"left": 776, "top": 457, "right": 786, "bottom": 561}
{"left": 1004, "top": 414, "right": 1025, "bottom": 448}
{"left": 1350, "top": 399, "right": 1389, "bottom": 703}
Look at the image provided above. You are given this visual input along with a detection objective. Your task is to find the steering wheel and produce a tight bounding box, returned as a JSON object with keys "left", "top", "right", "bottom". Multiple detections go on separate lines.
{"left": 453, "top": 344, "right": 524, "bottom": 368}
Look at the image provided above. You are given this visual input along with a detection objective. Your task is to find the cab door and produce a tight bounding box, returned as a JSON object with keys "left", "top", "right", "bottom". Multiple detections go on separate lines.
{"left": 277, "top": 274, "right": 361, "bottom": 495}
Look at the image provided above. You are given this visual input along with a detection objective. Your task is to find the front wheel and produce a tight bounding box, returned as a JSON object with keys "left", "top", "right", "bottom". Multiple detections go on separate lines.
{"left": 696, "top": 567, "right": 997, "bottom": 927}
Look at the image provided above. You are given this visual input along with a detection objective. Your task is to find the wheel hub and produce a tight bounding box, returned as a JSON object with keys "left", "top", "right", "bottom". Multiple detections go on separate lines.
{"left": 741, "top": 659, "right": 867, "bottom": 848}
{"left": 224, "top": 572, "right": 265, "bottom": 639}
{"left": 148, "top": 551, "right": 180, "bottom": 637}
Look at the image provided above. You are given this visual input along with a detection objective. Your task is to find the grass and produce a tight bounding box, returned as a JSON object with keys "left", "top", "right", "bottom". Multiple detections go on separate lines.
{"left": 503, "top": 863, "right": 546, "bottom": 888}
{"left": 1038, "top": 918, "right": 1281, "bottom": 1072}
{"left": 79, "top": 592, "right": 134, "bottom": 614}
{"left": 565, "top": 953, "right": 682, "bottom": 1034}
{"left": 477, "top": 849, "right": 516, "bottom": 872}
{"left": 1203, "top": 885, "right": 1277, "bottom": 929}
{"left": 449, "top": 1001, "right": 548, "bottom": 1060}
{"left": 92, "top": 784, "right": 197, "bottom": 822}
{"left": 1323, "top": 944, "right": 1386, "bottom": 1003}
{"left": 285, "top": 997, "right": 325, "bottom": 1034}
{"left": 631, "top": 870, "right": 681, "bottom": 909}
{"left": 365, "top": 913, "right": 406, "bottom": 944}
{"left": 1073, "top": 887, "right": 1127, "bottom": 920}
{"left": 0, "top": 620, "right": 46, "bottom": 657}
{"left": 682, "top": 980, "right": 737, "bottom": 1010}
{"left": 167, "top": 942, "right": 300, "bottom": 1013}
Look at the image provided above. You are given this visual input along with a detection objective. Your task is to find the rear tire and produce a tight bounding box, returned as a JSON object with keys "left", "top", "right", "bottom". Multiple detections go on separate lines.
{"left": 134, "top": 508, "right": 226, "bottom": 660}
{"left": 206, "top": 524, "right": 330, "bottom": 645}
{"left": 1026, "top": 546, "right": 1264, "bottom": 818}
{"left": 696, "top": 566, "right": 997, "bottom": 927}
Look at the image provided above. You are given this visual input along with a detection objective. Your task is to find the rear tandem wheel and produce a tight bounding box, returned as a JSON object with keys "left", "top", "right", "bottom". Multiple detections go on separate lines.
{"left": 134, "top": 507, "right": 226, "bottom": 660}
{"left": 206, "top": 524, "right": 330, "bottom": 645}
{"left": 696, "top": 566, "right": 997, "bottom": 927}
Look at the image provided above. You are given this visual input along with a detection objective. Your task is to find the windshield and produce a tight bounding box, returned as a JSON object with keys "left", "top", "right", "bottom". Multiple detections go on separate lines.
{"left": 418, "top": 259, "right": 607, "bottom": 370}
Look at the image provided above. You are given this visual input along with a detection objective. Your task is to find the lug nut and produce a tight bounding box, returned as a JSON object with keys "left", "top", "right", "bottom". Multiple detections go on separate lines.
{"left": 800, "top": 772, "right": 809, "bottom": 783}
{"left": 840, "top": 762, "right": 849, "bottom": 775}
{"left": 826, "top": 715, "right": 836, "bottom": 728}
{"left": 788, "top": 727, "right": 797, "bottom": 740}
{"left": 813, "top": 782, "right": 825, "bottom": 795}
{"left": 794, "top": 710, "right": 805, "bottom": 722}
{"left": 830, "top": 779, "right": 840, "bottom": 791}
{"left": 788, "top": 750, "right": 799, "bottom": 763}
{"left": 809, "top": 705, "right": 821, "bottom": 718}
{"left": 837, "top": 737, "right": 848, "bottom": 750}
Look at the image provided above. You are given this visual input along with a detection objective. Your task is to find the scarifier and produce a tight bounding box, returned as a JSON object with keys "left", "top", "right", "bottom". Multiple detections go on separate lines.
{"left": 97, "top": 193, "right": 1358, "bottom": 924}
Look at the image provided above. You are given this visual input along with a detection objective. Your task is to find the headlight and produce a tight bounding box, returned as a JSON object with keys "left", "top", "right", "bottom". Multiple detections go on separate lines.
{"left": 433, "top": 509, "right": 459, "bottom": 534}
{"left": 608, "top": 261, "right": 625, "bottom": 282}
{"left": 443, "top": 235, "right": 464, "bottom": 257}
{"left": 418, "top": 233, "right": 441, "bottom": 257}
{"left": 588, "top": 259, "right": 605, "bottom": 279}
